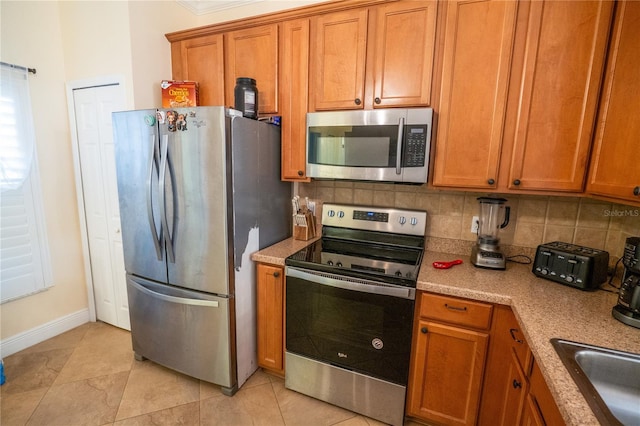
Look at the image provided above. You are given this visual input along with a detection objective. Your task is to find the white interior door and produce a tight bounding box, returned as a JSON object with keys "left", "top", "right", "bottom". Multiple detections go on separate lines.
{"left": 72, "top": 84, "right": 129, "bottom": 330}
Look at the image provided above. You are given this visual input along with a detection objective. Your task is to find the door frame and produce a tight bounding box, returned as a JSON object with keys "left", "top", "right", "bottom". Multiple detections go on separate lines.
{"left": 65, "top": 75, "right": 128, "bottom": 322}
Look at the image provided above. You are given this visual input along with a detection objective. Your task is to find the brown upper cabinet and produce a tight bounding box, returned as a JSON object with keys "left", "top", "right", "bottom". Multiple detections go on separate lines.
{"left": 587, "top": 1, "right": 640, "bottom": 205}
{"left": 171, "top": 34, "right": 225, "bottom": 106}
{"left": 433, "top": 0, "right": 614, "bottom": 193}
{"left": 225, "top": 24, "right": 279, "bottom": 114}
{"left": 279, "top": 18, "right": 311, "bottom": 181}
{"left": 309, "top": 1, "right": 437, "bottom": 111}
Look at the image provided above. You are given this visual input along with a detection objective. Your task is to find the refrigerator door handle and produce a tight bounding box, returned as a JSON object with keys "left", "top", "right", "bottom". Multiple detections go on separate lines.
{"left": 147, "top": 134, "right": 163, "bottom": 260}
{"left": 159, "top": 134, "right": 175, "bottom": 263}
{"left": 129, "top": 279, "right": 220, "bottom": 307}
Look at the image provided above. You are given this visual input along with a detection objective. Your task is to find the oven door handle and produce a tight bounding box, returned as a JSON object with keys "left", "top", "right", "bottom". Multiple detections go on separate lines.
{"left": 286, "top": 267, "right": 415, "bottom": 300}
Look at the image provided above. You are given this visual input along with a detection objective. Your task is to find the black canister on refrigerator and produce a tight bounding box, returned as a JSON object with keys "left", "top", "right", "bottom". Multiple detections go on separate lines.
{"left": 234, "top": 77, "right": 258, "bottom": 119}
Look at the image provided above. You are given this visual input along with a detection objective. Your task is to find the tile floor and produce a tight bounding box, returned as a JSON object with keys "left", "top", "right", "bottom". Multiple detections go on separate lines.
{"left": 0, "top": 322, "right": 422, "bottom": 426}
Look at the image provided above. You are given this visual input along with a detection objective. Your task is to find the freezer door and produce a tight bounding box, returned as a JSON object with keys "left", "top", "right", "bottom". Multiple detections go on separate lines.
{"left": 113, "top": 110, "right": 167, "bottom": 283}
{"left": 162, "top": 107, "right": 231, "bottom": 295}
{"left": 127, "top": 275, "right": 234, "bottom": 389}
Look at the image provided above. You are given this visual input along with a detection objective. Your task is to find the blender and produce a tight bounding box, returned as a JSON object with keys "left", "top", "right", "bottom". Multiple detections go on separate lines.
{"left": 471, "top": 197, "right": 510, "bottom": 270}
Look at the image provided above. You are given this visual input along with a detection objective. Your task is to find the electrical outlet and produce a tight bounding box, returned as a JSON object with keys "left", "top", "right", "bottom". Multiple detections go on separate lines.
{"left": 471, "top": 216, "right": 479, "bottom": 233}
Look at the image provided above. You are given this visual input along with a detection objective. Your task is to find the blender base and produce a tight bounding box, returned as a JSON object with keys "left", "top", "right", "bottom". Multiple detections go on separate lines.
{"left": 471, "top": 245, "right": 506, "bottom": 270}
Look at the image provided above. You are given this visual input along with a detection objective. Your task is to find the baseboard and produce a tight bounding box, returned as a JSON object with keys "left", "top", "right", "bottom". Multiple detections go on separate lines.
{"left": 0, "top": 309, "right": 90, "bottom": 357}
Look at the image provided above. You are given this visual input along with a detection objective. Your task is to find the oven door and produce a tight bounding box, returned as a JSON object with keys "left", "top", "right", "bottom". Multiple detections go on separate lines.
{"left": 285, "top": 266, "right": 415, "bottom": 385}
{"left": 306, "top": 109, "right": 432, "bottom": 183}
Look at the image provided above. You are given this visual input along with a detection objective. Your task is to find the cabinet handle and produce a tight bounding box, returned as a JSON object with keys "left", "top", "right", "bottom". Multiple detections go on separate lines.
{"left": 512, "top": 379, "right": 522, "bottom": 389}
{"left": 421, "top": 327, "right": 428, "bottom": 334}
{"left": 488, "top": 178, "right": 495, "bottom": 185}
{"left": 297, "top": 170, "right": 304, "bottom": 177}
{"left": 634, "top": 186, "right": 640, "bottom": 196}
{"left": 509, "top": 328, "right": 524, "bottom": 344}
{"left": 354, "top": 98, "right": 362, "bottom": 105}
{"left": 273, "top": 271, "right": 280, "bottom": 277}
{"left": 513, "top": 179, "right": 521, "bottom": 186}
{"left": 445, "top": 303, "right": 467, "bottom": 312}
{"left": 374, "top": 97, "right": 381, "bottom": 104}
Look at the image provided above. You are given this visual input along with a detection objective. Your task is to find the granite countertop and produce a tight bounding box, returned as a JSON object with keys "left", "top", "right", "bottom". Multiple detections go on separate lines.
{"left": 251, "top": 239, "right": 640, "bottom": 426}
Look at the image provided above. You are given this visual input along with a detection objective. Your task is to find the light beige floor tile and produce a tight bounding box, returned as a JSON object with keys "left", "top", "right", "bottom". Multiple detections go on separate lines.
{"left": 18, "top": 323, "right": 92, "bottom": 355}
{"left": 334, "top": 415, "right": 387, "bottom": 425}
{"left": 78, "top": 322, "right": 132, "bottom": 350}
{"left": 200, "top": 382, "right": 284, "bottom": 426}
{"left": 53, "top": 340, "right": 134, "bottom": 385}
{"left": 1, "top": 348, "right": 73, "bottom": 395}
{"left": 271, "top": 379, "right": 357, "bottom": 426}
{"left": 27, "top": 371, "right": 128, "bottom": 426}
{"left": 115, "top": 361, "right": 200, "bottom": 420}
{"left": 114, "top": 401, "right": 199, "bottom": 425}
{"left": 0, "top": 387, "right": 48, "bottom": 425}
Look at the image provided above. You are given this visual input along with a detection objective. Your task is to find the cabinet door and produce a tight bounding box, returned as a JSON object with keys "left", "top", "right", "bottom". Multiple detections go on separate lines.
{"left": 225, "top": 24, "right": 279, "bottom": 114}
{"left": 171, "top": 34, "right": 225, "bottom": 106}
{"left": 310, "top": 8, "right": 368, "bottom": 110}
{"left": 587, "top": 1, "right": 640, "bottom": 203}
{"left": 280, "top": 19, "right": 311, "bottom": 182}
{"left": 498, "top": 351, "right": 528, "bottom": 426}
{"left": 432, "top": 0, "right": 518, "bottom": 189}
{"left": 256, "top": 263, "right": 284, "bottom": 374}
{"left": 508, "top": 0, "right": 613, "bottom": 192}
{"left": 407, "top": 320, "right": 489, "bottom": 426}
{"left": 371, "top": 1, "right": 437, "bottom": 108}
{"left": 521, "top": 394, "right": 545, "bottom": 426}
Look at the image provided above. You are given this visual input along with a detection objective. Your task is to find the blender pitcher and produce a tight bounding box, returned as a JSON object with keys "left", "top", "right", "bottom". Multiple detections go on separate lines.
{"left": 471, "top": 197, "right": 510, "bottom": 269}
{"left": 477, "top": 197, "right": 510, "bottom": 246}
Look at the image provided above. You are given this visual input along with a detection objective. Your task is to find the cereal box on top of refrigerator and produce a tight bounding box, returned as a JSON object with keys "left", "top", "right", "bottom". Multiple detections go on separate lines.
{"left": 161, "top": 80, "right": 199, "bottom": 108}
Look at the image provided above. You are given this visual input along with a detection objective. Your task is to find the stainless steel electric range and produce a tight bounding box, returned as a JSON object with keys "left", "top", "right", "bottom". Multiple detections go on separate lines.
{"left": 284, "top": 203, "right": 427, "bottom": 426}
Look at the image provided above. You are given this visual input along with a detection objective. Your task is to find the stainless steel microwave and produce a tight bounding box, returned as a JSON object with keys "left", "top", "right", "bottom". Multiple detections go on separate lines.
{"left": 306, "top": 108, "right": 433, "bottom": 183}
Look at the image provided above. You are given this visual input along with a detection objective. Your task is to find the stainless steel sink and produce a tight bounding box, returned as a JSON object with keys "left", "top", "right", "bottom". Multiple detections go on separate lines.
{"left": 551, "top": 339, "right": 640, "bottom": 426}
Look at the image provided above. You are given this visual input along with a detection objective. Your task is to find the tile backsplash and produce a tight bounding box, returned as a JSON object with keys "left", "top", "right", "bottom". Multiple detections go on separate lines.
{"left": 297, "top": 181, "right": 640, "bottom": 260}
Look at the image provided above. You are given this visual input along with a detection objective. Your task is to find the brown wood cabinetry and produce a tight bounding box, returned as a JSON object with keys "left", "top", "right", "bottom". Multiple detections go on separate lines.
{"left": 256, "top": 263, "right": 285, "bottom": 375}
{"left": 225, "top": 24, "right": 279, "bottom": 114}
{"left": 587, "top": 1, "right": 640, "bottom": 205}
{"left": 433, "top": 0, "right": 614, "bottom": 193}
{"left": 407, "top": 292, "right": 491, "bottom": 425}
{"left": 528, "top": 360, "right": 566, "bottom": 425}
{"left": 478, "top": 306, "right": 532, "bottom": 425}
{"left": 310, "top": 1, "right": 437, "bottom": 111}
{"left": 279, "top": 19, "right": 311, "bottom": 182}
{"left": 171, "top": 34, "right": 225, "bottom": 106}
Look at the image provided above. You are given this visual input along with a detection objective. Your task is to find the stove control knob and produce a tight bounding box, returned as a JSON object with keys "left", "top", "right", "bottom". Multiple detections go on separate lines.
{"left": 399, "top": 216, "right": 406, "bottom": 225}
{"left": 410, "top": 217, "right": 418, "bottom": 226}
{"left": 327, "top": 260, "right": 333, "bottom": 266}
{"left": 395, "top": 271, "right": 403, "bottom": 277}
{"left": 338, "top": 211, "right": 345, "bottom": 218}
{"left": 327, "top": 210, "right": 335, "bottom": 217}
{"left": 336, "top": 262, "right": 343, "bottom": 267}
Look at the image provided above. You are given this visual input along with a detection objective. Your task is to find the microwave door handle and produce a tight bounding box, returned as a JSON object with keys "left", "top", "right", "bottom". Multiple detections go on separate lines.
{"left": 396, "top": 117, "right": 405, "bottom": 175}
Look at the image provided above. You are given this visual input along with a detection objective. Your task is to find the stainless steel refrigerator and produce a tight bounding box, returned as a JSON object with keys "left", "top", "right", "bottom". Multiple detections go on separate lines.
{"left": 112, "top": 106, "right": 291, "bottom": 395}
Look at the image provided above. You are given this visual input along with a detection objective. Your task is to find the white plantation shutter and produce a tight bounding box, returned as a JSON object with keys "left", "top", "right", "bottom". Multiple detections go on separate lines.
{"left": 0, "top": 63, "right": 52, "bottom": 303}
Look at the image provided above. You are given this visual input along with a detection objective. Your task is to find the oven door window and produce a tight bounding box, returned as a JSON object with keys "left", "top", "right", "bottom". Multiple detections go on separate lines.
{"left": 307, "top": 125, "right": 398, "bottom": 167}
{"left": 286, "top": 275, "right": 414, "bottom": 385}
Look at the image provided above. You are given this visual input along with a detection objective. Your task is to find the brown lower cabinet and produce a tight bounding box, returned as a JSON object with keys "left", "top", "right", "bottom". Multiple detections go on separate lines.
{"left": 408, "top": 293, "right": 565, "bottom": 426}
{"left": 256, "top": 263, "right": 285, "bottom": 376}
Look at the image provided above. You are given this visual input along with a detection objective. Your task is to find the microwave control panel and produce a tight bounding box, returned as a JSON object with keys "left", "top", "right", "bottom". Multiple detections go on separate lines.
{"left": 403, "top": 125, "right": 428, "bottom": 167}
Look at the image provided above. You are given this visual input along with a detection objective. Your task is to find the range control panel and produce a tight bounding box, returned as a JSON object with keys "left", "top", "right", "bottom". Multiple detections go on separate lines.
{"left": 322, "top": 203, "right": 427, "bottom": 236}
{"left": 532, "top": 241, "right": 609, "bottom": 290}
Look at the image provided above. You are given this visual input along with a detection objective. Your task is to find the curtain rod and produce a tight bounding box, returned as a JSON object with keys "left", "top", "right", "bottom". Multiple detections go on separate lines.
{"left": 0, "top": 61, "right": 36, "bottom": 75}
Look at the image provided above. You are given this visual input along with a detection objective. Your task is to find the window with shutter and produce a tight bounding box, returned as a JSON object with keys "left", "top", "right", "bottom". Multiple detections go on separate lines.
{"left": 0, "top": 63, "right": 53, "bottom": 303}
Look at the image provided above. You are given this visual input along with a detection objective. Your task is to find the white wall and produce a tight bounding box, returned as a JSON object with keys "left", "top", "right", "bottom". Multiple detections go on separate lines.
{"left": 0, "top": 0, "right": 196, "bottom": 344}
{"left": 0, "top": 1, "right": 89, "bottom": 340}
{"left": 193, "top": 0, "right": 326, "bottom": 25}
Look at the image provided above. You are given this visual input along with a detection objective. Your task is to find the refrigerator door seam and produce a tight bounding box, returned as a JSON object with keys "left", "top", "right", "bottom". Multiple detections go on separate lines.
{"left": 146, "top": 134, "right": 163, "bottom": 260}
{"left": 159, "top": 134, "right": 175, "bottom": 263}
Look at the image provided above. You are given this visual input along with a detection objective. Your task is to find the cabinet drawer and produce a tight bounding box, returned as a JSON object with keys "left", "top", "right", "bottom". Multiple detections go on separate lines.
{"left": 419, "top": 293, "right": 493, "bottom": 330}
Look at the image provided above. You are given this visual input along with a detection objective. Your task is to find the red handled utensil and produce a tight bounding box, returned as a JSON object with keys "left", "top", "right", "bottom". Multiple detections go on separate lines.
{"left": 432, "top": 259, "right": 463, "bottom": 269}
